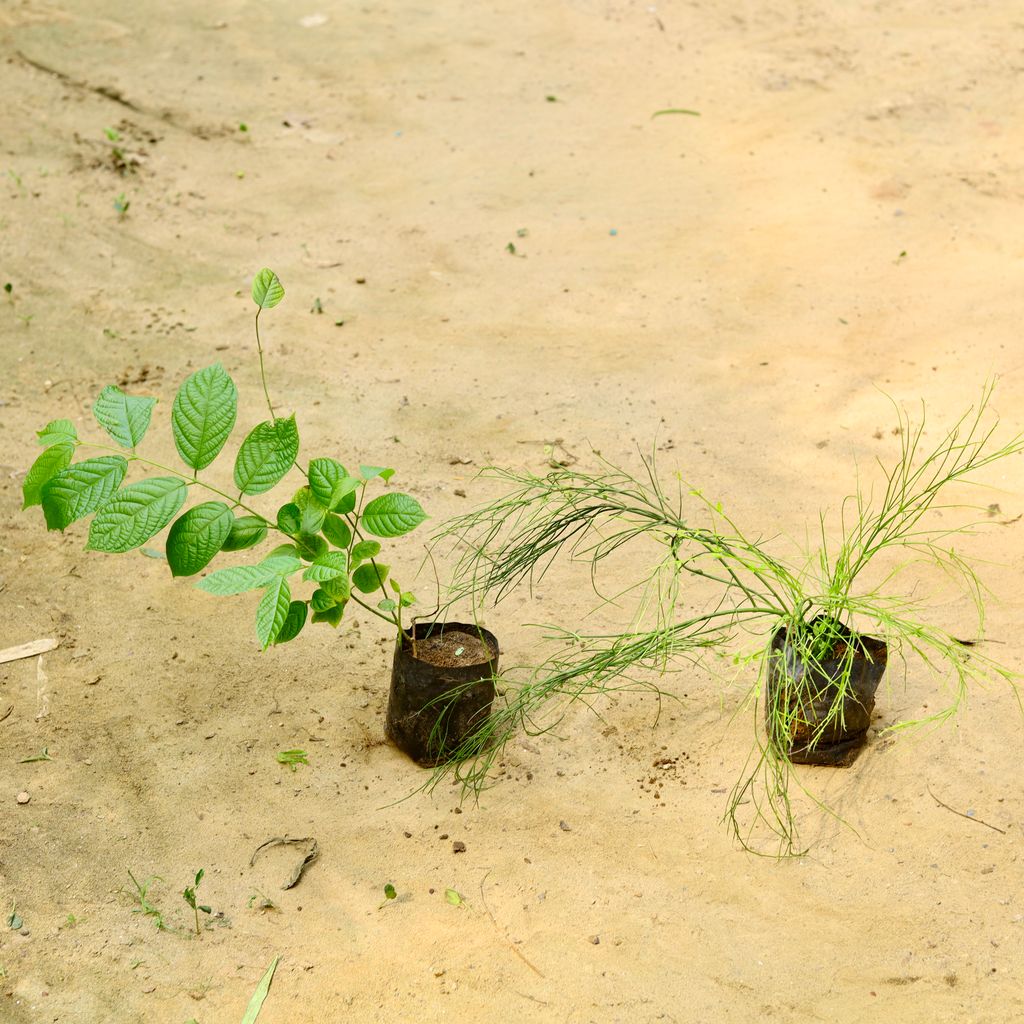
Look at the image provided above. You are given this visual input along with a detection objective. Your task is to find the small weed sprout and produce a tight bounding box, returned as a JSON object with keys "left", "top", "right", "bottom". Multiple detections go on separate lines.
{"left": 247, "top": 889, "right": 278, "bottom": 912}
{"left": 276, "top": 749, "right": 309, "bottom": 771}
{"left": 125, "top": 871, "right": 166, "bottom": 930}
{"left": 182, "top": 869, "right": 212, "bottom": 936}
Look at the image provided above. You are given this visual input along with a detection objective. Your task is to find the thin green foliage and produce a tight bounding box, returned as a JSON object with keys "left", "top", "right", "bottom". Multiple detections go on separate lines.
{"left": 433, "top": 386, "right": 1024, "bottom": 854}
{"left": 241, "top": 957, "right": 280, "bottom": 1024}
{"left": 125, "top": 871, "right": 167, "bottom": 931}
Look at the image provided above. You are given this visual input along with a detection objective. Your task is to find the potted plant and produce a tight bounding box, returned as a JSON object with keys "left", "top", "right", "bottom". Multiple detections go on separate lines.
{"left": 432, "top": 389, "right": 1022, "bottom": 852}
{"left": 21, "top": 268, "right": 497, "bottom": 766}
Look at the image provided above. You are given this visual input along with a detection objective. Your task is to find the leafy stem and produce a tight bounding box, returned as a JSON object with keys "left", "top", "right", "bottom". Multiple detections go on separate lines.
{"left": 74, "top": 440, "right": 278, "bottom": 528}
{"left": 253, "top": 308, "right": 276, "bottom": 423}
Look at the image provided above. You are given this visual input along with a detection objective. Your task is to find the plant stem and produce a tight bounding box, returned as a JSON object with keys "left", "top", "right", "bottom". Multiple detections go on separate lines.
{"left": 345, "top": 487, "right": 405, "bottom": 640}
{"left": 254, "top": 309, "right": 276, "bottom": 422}
{"left": 348, "top": 592, "right": 401, "bottom": 628}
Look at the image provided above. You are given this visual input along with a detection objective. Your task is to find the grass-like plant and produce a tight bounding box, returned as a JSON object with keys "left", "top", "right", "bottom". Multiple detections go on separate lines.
{"left": 21, "top": 269, "right": 426, "bottom": 649}
{"left": 432, "top": 386, "right": 1023, "bottom": 853}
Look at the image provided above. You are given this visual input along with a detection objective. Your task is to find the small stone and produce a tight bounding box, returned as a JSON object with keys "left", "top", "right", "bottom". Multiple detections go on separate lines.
{"left": 559, "top": 820, "right": 571, "bottom": 831}
{"left": 403, "top": 831, "right": 412, "bottom": 838}
{"left": 452, "top": 841, "right": 466, "bottom": 854}
{"left": 16, "top": 792, "right": 30, "bottom": 805}
{"left": 589, "top": 935, "right": 600, "bottom": 945}
{"left": 19, "top": 928, "right": 30, "bottom": 937}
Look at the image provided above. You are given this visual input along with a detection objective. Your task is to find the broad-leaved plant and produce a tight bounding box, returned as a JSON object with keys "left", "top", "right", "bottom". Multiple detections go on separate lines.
{"left": 22, "top": 269, "right": 426, "bottom": 648}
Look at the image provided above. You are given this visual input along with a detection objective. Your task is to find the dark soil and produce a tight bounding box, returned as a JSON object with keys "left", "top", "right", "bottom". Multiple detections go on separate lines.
{"left": 411, "top": 629, "right": 494, "bottom": 668}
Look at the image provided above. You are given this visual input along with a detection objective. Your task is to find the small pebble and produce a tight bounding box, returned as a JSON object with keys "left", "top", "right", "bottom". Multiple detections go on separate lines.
{"left": 559, "top": 820, "right": 571, "bottom": 831}
{"left": 589, "top": 935, "right": 600, "bottom": 944}
{"left": 16, "top": 791, "right": 30, "bottom": 805}
{"left": 452, "top": 841, "right": 466, "bottom": 854}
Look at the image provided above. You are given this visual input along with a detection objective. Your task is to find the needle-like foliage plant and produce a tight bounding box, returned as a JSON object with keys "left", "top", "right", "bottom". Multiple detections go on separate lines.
{"left": 432, "top": 387, "right": 1023, "bottom": 853}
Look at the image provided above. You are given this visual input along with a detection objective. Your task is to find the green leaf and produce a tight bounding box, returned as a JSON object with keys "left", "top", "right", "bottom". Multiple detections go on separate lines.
{"left": 321, "top": 574, "right": 351, "bottom": 601}
{"left": 321, "top": 512, "right": 351, "bottom": 549}
{"left": 22, "top": 444, "right": 74, "bottom": 509}
{"left": 378, "top": 598, "right": 397, "bottom": 612}
{"left": 259, "top": 553, "right": 302, "bottom": 575}
{"left": 360, "top": 493, "right": 427, "bottom": 538}
{"left": 92, "top": 385, "right": 156, "bottom": 449}
{"left": 241, "top": 956, "right": 280, "bottom": 1024}
{"left": 171, "top": 364, "right": 238, "bottom": 471}
{"left": 445, "top": 889, "right": 464, "bottom": 908}
{"left": 221, "top": 515, "right": 267, "bottom": 552}
{"left": 276, "top": 502, "right": 301, "bottom": 535}
{"left": 251, "top": 269, "right": 285, "bottom": 310}
{"left": 295, "top": 533, "right": 328, "bottom": 561}
{"left": 308, "top": 458, "right": 358, "bottom": 509}
{"left": 302, "top": 551, "right": 349, "bottom": 582}
{"left": 87, "top": 478, "right": 188, "bottom": 553}
{"left": 273, "top": 600, "right": 308, "bottom": 645}
{"left": 351, "top": 540, "right": 381, "bottom": 565}
{"left": 265, "top": 544, "right": 302, "bottom": 560}
{"left": 360, "top": 465, "right": 395, "bottom": 482}
{"left": 166, "top": 502, "right": 234, "bottom": 576}
{"left": 41, "top": 456, "right": 128, "bottom": 531}
{"left": 334, "top": 489, "right": 357, "bottom": 515}
{"left": 353, "top": 562, "right": 389, "bottom": 593}
{"left": 293, "top": 486, "right": 327, "bottom": 534}
{"left": 197, "top": 564, "right": 282, "bottom": 596}
{"left": 400, "top": 591, "right": 416, "bottom": 608}
{"left": 310, "top": 589, "right": 336, "bottom": 612}
{"left": 234, "top": 417, "right": 299, "bottom": 495}
{"left": 36, "top": 419, "right": 77, "bottom": 447}
{"left": 312, "top": 604, "right": 345, "bottom": 627}
{"left": 256, "top": 576, "right": 291, "bottom": 649}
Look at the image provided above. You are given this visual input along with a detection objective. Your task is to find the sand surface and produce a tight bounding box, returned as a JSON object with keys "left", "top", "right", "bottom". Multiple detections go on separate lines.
{"left": 2, "top": 2, "right": 1024, "bottom": 1021}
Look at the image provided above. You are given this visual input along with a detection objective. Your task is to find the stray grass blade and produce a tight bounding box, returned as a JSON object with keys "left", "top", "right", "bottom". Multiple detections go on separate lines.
{"left": 18, "top": 747, "right": 52, "bottom": 763}
{"left": 241, "top": 956, "right": 280, "bottom": 1024}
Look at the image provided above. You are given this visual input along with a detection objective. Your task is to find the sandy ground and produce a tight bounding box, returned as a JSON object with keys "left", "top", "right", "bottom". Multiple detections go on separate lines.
{"left": 2, "top": 1, "right": 1024, "bottom": 1021}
